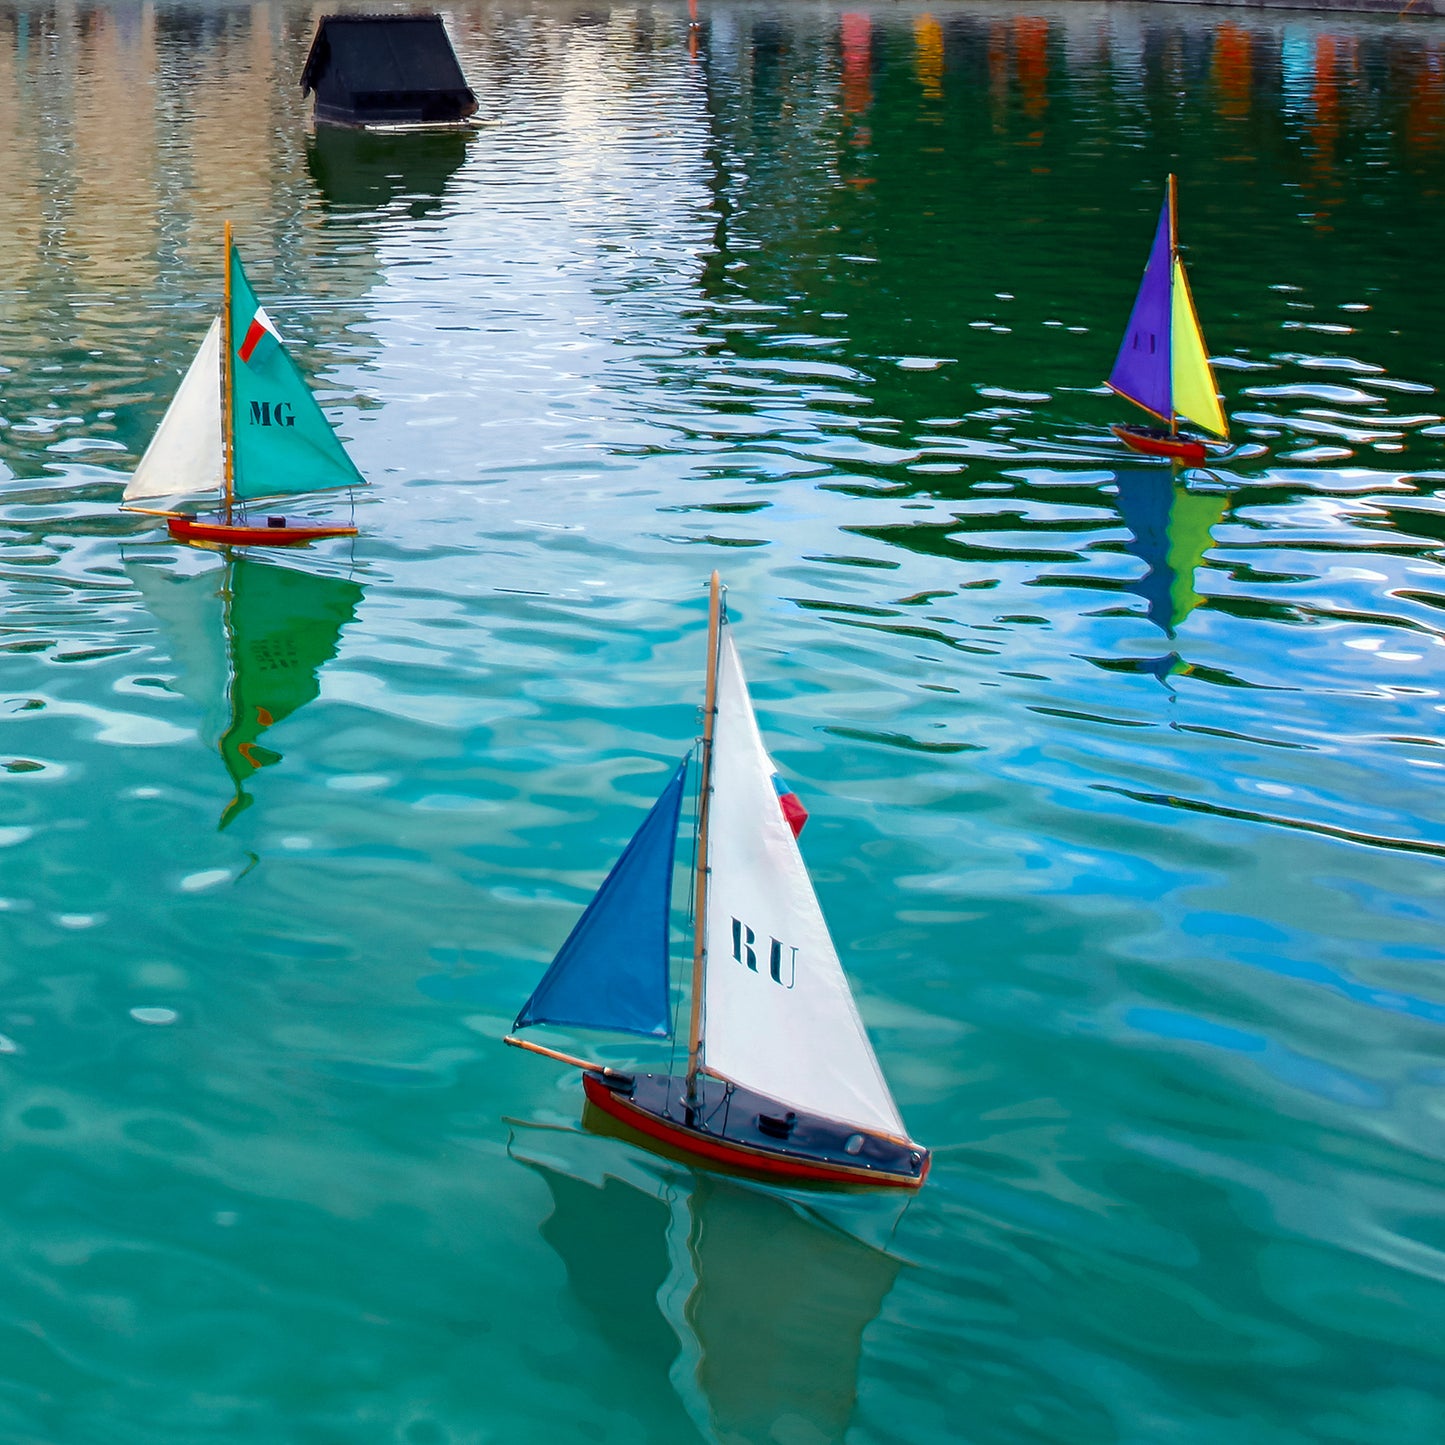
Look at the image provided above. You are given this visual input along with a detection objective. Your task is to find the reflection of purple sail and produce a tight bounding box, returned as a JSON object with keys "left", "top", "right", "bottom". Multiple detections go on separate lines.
{"left": 1108, "top": 194, "right": 1174, "bottom": 420}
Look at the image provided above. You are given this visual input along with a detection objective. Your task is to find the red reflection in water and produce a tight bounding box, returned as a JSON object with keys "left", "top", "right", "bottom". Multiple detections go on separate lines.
{"left": 1404, "top": 43, "right": 1445, "bottom": 156}
{"left": 841, "top": 12, "right": 872, "bottom": 116}
{"left": 987, "top": 21, "right": 1008, "bottom": 132}
{"left": 1212, "top": 23, "right": 1252, "bottom": 120}
{"left": 1308, "top": 32, "right": 1341, "bottom": 225}
{"left": 1012, "top": 16, "right": 1049, "bottom": 123}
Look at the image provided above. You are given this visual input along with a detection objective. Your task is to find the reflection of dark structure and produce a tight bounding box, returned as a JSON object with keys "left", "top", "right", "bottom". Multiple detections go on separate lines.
{"left": 301, "top": 14, "right": 477, "bottom": 130}
{"left": 1114, "top": 471, "right": 1230, "bottom": 681}
{"left": 130, "top": 555, "right": 363, "bottom": 829}
{"left": 522, "top": 1149, "right": 901, "bottom": 1445}
{"left": 306, "top": 125, "right": 470, "bottom": 216}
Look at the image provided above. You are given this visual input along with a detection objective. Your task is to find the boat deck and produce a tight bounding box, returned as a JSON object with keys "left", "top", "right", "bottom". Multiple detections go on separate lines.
{"left": 582, "top": 1069, "right": 929, "bottom": 1190}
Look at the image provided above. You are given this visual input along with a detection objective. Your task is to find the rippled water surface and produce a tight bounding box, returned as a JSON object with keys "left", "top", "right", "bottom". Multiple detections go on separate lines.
{"left": 3, "top": 2, "right": 1445, "bottom": 1441}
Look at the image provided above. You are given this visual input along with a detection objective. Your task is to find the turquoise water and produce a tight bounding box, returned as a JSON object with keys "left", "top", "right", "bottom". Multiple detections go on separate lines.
{"left": 3, "top": 2, "right": 1445, "bottom": 1440}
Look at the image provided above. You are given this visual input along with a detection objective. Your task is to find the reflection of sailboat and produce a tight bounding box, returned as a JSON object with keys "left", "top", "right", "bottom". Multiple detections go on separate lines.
{"left": 130, "top": 555, "right": 363, "bottom": 827}
{"left": 1114, "top": 471, "right": 1229, "bottom": 680}
{"left": 684, "top": 1175, "right": 902, "bottom": 1444}
{"left": 519, "top": 1147, "right": 901, "bottom": 1444}
{"left": 1107, "top": 175, "right": 1231, "bottom": 467}
{"left": 1115, "top": 472, "right": 1230, "bottom": 637}
{"left": 508, "top": 573, "right": 928, "bottom": 1190}
{"left": 306, "top": 125, "right": 470, "bottom": 216}
{"left": 122, "top": 224, "right": 365, "bottom": 547}
{"left": 518, "top": 1154, "right": 697, "bottom": 1441}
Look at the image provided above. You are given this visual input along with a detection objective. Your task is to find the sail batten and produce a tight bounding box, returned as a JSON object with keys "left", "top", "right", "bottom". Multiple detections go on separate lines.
{"left": 700, "top": 630, "right": 907, "bottom": 1142}
{"left": 514, "top": 760, "right": 687, "bottom": 1039}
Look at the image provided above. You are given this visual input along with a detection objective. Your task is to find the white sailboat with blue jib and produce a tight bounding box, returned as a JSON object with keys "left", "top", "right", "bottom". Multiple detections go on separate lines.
{"left": 507, "top": 573, "right": 929, "bottom": 1191}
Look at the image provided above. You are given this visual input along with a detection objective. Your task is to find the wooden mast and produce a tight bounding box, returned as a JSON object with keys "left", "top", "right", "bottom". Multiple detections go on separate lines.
{"left": 1166, "top": 174, "right": 1178, "bottom": 439}
{"left": 221, "top": 221, "right": 236, "bottom": 525}
{"left": 685, "top": 570, "right": 722, "bottom": 1104}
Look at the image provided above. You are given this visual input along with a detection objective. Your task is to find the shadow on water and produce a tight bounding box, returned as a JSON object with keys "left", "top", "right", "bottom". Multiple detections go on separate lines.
{"left": 519, "top": 1144, "right": 902, "bottom": 1445}
{"left": 128, "top": 552, "right": 363, "bottom": 828}
{"left": 305, "top": 125, "right": 471, "bottom": 216}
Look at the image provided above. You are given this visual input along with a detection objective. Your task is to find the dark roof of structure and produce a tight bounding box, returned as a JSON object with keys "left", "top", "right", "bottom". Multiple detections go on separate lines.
{"left": 301, "top": 14, "right": 476, "bottom": 125}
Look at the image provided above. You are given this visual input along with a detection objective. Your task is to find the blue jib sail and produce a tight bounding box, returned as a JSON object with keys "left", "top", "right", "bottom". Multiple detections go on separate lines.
{"left": 513, "top": 758, "right": 687, "bottom": 1038}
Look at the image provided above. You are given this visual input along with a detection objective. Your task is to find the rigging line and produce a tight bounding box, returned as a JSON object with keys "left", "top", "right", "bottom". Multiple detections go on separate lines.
{"left": 888, "top": 1191, "right": 919, "bottom": 1252}
{"left": 669, "top": 742, "right": 701, "bottom": 1079}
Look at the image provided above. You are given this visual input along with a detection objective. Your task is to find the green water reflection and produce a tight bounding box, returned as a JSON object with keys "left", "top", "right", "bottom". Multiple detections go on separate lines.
{"left": 129, "top": 555, "right": 363, "bottom": 828}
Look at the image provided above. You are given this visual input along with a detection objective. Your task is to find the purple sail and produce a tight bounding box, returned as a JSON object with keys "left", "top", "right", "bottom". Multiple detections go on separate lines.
{"left": 1108, "top": 194, "right": 1174, "bottom": 420}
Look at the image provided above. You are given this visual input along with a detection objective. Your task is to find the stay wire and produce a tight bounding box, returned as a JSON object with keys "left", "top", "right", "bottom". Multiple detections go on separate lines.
{"left": 668, "top": 741, "right": 701, "bottom": 1080}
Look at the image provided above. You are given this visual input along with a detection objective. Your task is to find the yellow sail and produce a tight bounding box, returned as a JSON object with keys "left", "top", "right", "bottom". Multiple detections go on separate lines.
{"left": 1170, "top": 257, "right": 1229, "bottom": 439}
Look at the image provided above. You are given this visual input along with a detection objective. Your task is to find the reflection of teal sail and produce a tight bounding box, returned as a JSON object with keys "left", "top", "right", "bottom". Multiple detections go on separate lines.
{"left": 520, "top": 1149, "right": 901, "bottom": 1445}
{"left": 513, "top": 760, "right": 686, "bottom": 1038}
{"left": 216, "top": 558, "right": 365, "bottom": 826}
{"left": 1114, "top": 471, "right": 1229, "bottom": 643}
{"left": 306, "top": 126, "right": 469, "bottom": 214}
{"left": 130, "top": 556, "right": 362, "bottom": 828}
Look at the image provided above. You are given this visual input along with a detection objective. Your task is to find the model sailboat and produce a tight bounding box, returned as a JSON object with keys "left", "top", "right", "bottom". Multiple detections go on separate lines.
{"left": 123, "top": 223, "right": 364, "bottom": 546}
{"left": 1107, "top": 175, "right": 1230, "bottom": 467}
{"left": 507, "top": 574, "right": 929, "bottom": 1191}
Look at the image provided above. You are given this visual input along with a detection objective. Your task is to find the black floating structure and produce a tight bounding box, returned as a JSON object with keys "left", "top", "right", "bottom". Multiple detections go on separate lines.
{"left": 301, "top": 14, "right": 478, "bottom": 131}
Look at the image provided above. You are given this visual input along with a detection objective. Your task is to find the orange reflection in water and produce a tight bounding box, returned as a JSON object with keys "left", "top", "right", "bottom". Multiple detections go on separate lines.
{"left": 914, "top": 15, "right": 944, "bottom": 102}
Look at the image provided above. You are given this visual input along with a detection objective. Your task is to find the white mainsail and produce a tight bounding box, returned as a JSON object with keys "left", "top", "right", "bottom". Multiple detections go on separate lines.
{"left": 123, "top": 318, "right": 224, "bottom": 504}
{"left": 701, "top": 628, "right": 908, "bottom": 1142}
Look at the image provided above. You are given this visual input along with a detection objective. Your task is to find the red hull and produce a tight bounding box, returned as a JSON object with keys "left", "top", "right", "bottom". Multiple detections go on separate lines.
{"left": 167, "top": 515, "right": 357, "bottom": 547}
{"left": 1111, "top": 423, "right": 1209, "bottom": 466}
{"left": 582, "top": 1071, "right": 929, "bottom": 1191}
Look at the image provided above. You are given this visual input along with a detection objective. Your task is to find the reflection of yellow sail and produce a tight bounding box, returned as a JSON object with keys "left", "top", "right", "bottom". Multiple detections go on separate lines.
{"left": 1114, "top": 471, "right": 1230, "bottom": 641}
{"left": 1170, "top": 257, "right": 1228, "bottom": 439}
{"left": 1165, "top": 486, "right": 1229, "bottom": 629}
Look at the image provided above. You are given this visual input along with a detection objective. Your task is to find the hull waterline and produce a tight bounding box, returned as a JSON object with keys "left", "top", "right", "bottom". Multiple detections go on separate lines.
{"left": 1112, "top": 423, "right": 1210, "bottom": 467}
{"left": 167, "top": 515, "right": 357, "bottom": 548}
{"left": 582, "top": 1070, "right": 929, "bottom": 1191}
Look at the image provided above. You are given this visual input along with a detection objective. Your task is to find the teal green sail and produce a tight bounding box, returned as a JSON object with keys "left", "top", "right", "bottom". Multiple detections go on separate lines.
{"left": 228, "top": 246, "right": 365, "bottom": 505}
